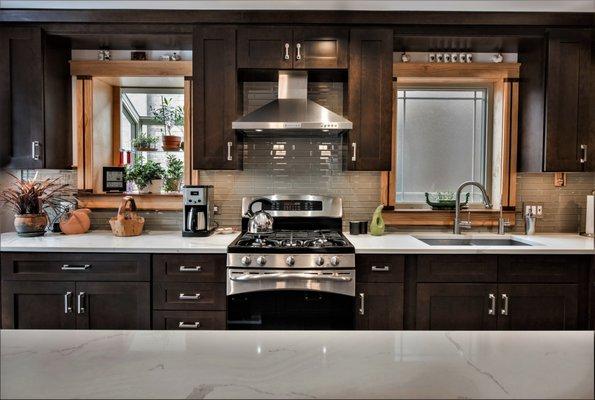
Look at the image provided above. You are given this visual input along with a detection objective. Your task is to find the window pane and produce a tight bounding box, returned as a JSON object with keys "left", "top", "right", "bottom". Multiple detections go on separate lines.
{"left": 396, "top": 89, "right": 488, "bottom": 203}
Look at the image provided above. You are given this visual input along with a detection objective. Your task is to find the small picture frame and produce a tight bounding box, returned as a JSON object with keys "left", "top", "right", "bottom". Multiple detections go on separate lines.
{"left": 102, "top": 166, "right": 126, "bottom": 193}
{"left": 131, "top": 51, "right": 147, "bottom": 61}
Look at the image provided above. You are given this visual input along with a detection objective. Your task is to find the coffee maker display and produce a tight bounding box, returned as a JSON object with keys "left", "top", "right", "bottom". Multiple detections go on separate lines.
{"left": 182, "top": 185, "right": 216, "bottom": 237}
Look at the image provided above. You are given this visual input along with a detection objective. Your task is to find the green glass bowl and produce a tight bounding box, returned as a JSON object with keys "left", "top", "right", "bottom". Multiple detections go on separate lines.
{"left": 425, "top": 192, "right": 469, "bottom": 210}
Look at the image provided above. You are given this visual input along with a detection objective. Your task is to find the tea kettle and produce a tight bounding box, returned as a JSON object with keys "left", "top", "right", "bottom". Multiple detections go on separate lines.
{"left": 245, "top": 198, "right": 274, "bottom": 234}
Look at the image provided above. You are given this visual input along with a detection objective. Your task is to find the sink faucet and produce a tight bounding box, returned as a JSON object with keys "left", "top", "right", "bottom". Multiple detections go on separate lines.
{"left": 453, "top": 181, "right": 492, "bottom": 234}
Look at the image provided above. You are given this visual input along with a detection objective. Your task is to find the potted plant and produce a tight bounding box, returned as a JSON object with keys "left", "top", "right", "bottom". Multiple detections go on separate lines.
{"left": 151, "top": 97, "right": 184, "bottom": 150}
{"left": 163, "top": 154, "right": 184, "bottom": 193}
{"left": 0, "top": 173, "right": 70, "bottom": 237}
{"left": 131, "top": 133, "right": 158, "bottom": 151}
{"left": 125, "top": 160, "right": 165, "bottom": 194}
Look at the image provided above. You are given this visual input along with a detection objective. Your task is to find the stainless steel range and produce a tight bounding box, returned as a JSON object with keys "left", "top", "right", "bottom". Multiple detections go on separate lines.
{"left": 226, "top": 195, "right": 356, "bottom": 330}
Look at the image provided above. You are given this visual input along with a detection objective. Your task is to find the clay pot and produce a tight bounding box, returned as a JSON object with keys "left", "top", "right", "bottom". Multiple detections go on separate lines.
{"left": 59, "top": 208, "right": 91, "bottom": 235}
{"left": 14, "top": 214, "right": 48, "bottom": 237}
{"left": 162, "top": 135, "right": 182, "bottom": 150}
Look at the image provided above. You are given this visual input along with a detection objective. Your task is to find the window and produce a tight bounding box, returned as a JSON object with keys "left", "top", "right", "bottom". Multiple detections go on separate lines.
{"left": 395, "top": 87, "right": 491, "bottom": 204}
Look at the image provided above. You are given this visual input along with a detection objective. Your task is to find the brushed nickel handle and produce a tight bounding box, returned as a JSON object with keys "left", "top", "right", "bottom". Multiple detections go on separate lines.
{"left": 580, "top": 144, "right": 588, "bottom": 163}
{"left": 62, "top": 264, "right": 91, "bottom": 271}
{"left": 178, "top": 321, "right": 201, "bottom": 329}
{"left": 227, "top": 141, "right": 233, "bottom": 161}
{"left": 358, "top": 293, "right": 365, "bottom": 315}
{"left": 296, "top": 43, "right": 302, "bottom": 60}
{"left": 284, "top": 43, "right": 290, "bottom": 60}
{"left": 64, "top": 291, "right": 72, "bottom": 314}
{"left": 501, "top": 293, "right": 509, "bottom": 316}
{"left": 77, "top": 292, "right": 86, "bottom": 314}
{"left": 179, "top": 265, "right": 202, "bottom": 272}
{"left": 488, "top": 293, "right": 496, "bottom": 315}
{"left": 230, "top": 273, "right": 352, "bottom": 282}
{"left": 179, "top": 293, "right": 201, "bottom": 300}
{"left": 351, "top": 142, "right": 357, "bottom": 162}
{"left": 371, "top": 265, "right": 390, "bottom": 272}
{"left": 31, "top": 141, "right": 40, "bottom": 160}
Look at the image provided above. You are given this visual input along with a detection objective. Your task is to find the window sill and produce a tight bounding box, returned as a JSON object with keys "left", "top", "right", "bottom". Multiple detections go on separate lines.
{"left": 382, "top": 209, "right": 516, "bottom": 227}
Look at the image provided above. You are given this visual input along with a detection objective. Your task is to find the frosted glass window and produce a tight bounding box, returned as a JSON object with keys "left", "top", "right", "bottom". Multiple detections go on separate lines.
{"left": 396, "top": 88, "right": 489, "bottom": 203}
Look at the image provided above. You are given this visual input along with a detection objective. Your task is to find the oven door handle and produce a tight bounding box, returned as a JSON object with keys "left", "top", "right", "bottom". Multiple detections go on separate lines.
{"left": 230, "top": 273, "right": 353, "bottom": 282}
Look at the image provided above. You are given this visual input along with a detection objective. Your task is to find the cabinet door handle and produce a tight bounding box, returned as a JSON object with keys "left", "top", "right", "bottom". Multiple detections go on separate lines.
{"left": 488, "top": 293, "right": 496, "bottom": 315}
{"left": 284, "top": 42, "right": 290, "bottom": 60}
{"left": 371, "top": 265, "right": 390, "bottom": 272}
{"left": 179, "top": 293, "right": 201, "bottom": 300}
{"left": 580, "top": 144, "right": 588, "bottom": 164}
{"left": 351, "top": 142, "right": 357, "bottom": 162}
{"left": 179, "top": 265, "right": 202, "bottom": 272}
{"left": 295, "top": 43, "right": 302, "bottom": 60}
{"left": 500, "top": 293, "right": 509, "bottom": 316}
{"left": 178, "top": 321, "right": 201, "bottom": 329}
{"left": 62, "top": 264, "right": 91, "bottom": 271}
{"left": 64, "top": 291, "right": 73, "bottom": 314}
{"left": 77, "top": 292, "right": 86, "bottom": 314}
{"left": 358, "top": 292, "right": 365, "bottom": 315}
{"left": 31, "top": 141, "right": 40, "bottom": 160}
{"left": 227, "top": 141, "right": 233, "bottom": 161}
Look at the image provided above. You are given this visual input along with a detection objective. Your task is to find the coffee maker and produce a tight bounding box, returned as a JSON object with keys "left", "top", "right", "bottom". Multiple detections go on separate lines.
{"left": 182, "top": 185, "right": 215, "bottom": 237}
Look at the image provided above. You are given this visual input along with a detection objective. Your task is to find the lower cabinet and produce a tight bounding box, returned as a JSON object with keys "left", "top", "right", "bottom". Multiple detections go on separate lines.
{"left": 153, "top": 310, "right": 226, "bottom": 330}
{"left": 356, "top": 283, "right": 404, "bottom": 330}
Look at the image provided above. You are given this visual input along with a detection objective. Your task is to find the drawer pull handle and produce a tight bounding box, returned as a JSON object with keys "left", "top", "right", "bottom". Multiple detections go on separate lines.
{"left": 488, "top": 293, "right": 496, "bottom": 315}
{"left": 178, "top": 321, "right": 201, "bottom": 329}
{"left": 64, "top": 291, "right": 72, "bottom": 314}
{"left": 179, "top": 265, "right": 202, "bottom": 272}
{"left": 501, "top": 293, "right": 509, "bottom": 316}
{"left": 62, "top": 264, "right": 91, "bottom": 271}
{"left": 371, "top": 265, "right": 390, "bottom": 272}
{"left": 179, "top": 293, "right": 201, "bottom": 300}
{"left": 77, "top": 292, "right": 86, "bottom": 314}
{"left": 358, "top": 292, "right": 365, "bottom": 315}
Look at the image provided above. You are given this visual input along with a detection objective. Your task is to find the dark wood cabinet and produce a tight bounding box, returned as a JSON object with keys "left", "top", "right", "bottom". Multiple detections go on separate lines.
{"left": 356, "top": 254, "right": 404, "bottom": 283}
{"left": 153, "top": 310, "right": 226, "bottom": 330}
{"left": 237, "top": 27, "right": 294, "bottom": 69}
{"left": 153, "top": 254, "right": 226, "bottom": 282}
{"left": 193, "top": 26, "right": 241, "bottom": 170}
{"left": 417, "top": 254, "right": 497, "bottom": 282}
{"left": 0, "top": 27, "right": 71, "bottom": 169}
{"left": 346, "top": 28, "right": 393, "bottom": 171}
{"left": 356, "top": 283, "right": 403, "bottom": 330}
{"left": 292, "top": 27, "right": 349, "bottom": 69}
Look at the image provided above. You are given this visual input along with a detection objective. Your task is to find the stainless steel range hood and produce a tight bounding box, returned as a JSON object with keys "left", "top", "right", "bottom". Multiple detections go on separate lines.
{"left": 232, "top": 70, "right": 352, "bottom": 134}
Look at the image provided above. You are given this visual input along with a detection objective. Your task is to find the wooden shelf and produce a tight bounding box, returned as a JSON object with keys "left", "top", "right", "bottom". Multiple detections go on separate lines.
{"left": 77, "top": 192, "right": 182, "bottom": 211}
{"left": 70, "top": 60, "right": 192, "bottom": 77}
{"left": 394, "top": 62, "right": 521, "bottom": 79}
{"left": 382, "top": 209, "right": 516, "bottom": 227}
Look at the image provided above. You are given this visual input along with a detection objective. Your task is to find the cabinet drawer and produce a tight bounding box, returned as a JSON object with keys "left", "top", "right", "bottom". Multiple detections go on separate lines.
{"left": 153, "top": 311, "right": 226, "bottom": 330}
{"left": 417, "top": 255, "right": 497, "bottom": 282}
{"left": 153, "top": 254, "right": 225, "bottom": 283}
{"left": 498, "top": 255, "right": 584, "bottom": 283}
{"left": 1, "top": 253, "right": 150, "bottom": 281}
{"left": 153, "top": 282, "right": 226, "bottom": 310}
{"left": 356, "top": 255, "right": 404, "bottom": 282}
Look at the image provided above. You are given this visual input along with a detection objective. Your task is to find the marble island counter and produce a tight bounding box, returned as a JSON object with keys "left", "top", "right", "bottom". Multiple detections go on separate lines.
{"left": 1, "top": 330, "right": 593, "bottom": 399}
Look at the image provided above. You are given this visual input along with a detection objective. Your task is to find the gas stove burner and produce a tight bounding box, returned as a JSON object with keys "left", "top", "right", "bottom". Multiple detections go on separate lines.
{"left": 231, "top": 229, "right": 353, "bottom": 253}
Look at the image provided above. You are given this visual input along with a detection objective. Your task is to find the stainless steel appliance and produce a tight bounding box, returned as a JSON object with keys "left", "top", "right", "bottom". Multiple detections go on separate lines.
{"left": 226, "top": 195, "right": 355, "bottom": 330}
{"left": 182, "top": 185, "right": 216, "bottom": 237}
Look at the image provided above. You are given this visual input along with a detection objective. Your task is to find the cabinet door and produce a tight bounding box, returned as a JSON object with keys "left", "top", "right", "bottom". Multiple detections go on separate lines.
{"left": 1, "top": 281, "right": 75, "bottom": 329}
{"left": 497, "top": 284, "right": 578, "bottom": 330}
{"left": 193, "top": 26, "right": 240, "bottom": 170}
{"left": 153, "top": 311, "right": 226, "bottom": 330}
{"left": 74, "top": 282, "right": 150, "bottom": 329}
{"left": 0, "top": 27, "right": 44, "bottom": 169}
{"left": 347, "top": 29, "right": 393, "bottom": 171}
{"left": 544, "top": 29, "right": 591, "bottom": 171}
{"left": 416, "top": 283, "right": 498, "bottom": 330}
{"left": 355, "top": 283, "right": 403, "bottom": 330}
{"left": 292, "top": 27, "right": 348, "bottom": 69}
{"left": 237, "top": 27, "right": 293, "bottom": 69}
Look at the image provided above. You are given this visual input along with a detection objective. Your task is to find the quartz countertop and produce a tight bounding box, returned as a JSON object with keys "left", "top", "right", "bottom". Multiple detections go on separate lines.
{"left": 1, "top": 230, "right": 593, "bottom": 254}
{"left": 1, "top": 329, "right": 592, "bottom": 399}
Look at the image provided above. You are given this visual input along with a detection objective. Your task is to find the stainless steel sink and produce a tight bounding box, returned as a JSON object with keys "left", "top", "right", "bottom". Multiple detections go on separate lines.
{"left": 416, "top": 238, "right": 534, "bottom": 246}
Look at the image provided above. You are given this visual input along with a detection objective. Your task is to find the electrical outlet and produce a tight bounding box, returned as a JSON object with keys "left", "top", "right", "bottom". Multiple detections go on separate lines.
{"left": 523, "top": 203, "right": 544, "bottom": 218}
{"left": 213, "top": 205, "right": 220, "bottom": 215}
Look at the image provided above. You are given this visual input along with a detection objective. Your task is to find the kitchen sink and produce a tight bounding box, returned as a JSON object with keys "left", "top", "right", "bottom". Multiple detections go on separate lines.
{"left": 416, "top": 238, "right": 535, "bottom": 246}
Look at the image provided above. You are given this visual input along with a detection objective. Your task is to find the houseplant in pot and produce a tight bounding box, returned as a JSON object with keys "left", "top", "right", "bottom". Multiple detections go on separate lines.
{"left": 151, "top": 97, "right": 184, "bottom": 150}
{"left": 131, "top": 133, "right": 158, "bottom": 151}
{"left": 125, "top": 160, "right": 165, "bottom": 194}
{"left": 0, "top": 173, "right": 70, "bottom": 237}
{"left": 163, "top": 154, "right": 184, "bottom": 193}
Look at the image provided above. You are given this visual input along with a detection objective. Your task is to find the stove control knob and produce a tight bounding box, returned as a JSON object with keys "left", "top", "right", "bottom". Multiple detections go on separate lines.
{"left": 285, "top": 256, "right": 295, "bottom": 266}
{"left": 241, "top": 256, "right": 252, "bottom": 265}
{"left": 315, "top": 256, "right": 325, "bottom": 266}
{"left": 330, "top": 256, "right": 340, "bottom": 266}
{"left": 256, "top": 256, "right": 267, "bottom": 266}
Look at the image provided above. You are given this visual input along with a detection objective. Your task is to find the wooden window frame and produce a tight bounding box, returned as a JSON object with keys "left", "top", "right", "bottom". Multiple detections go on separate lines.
{"left": 381, "top": 62, "right": 520, "bottom": 227}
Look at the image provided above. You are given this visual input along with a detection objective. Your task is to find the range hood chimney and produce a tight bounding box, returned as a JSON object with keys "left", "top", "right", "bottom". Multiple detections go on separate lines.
{"left": 232, "top": 70, "right": 352, "bottom": 134}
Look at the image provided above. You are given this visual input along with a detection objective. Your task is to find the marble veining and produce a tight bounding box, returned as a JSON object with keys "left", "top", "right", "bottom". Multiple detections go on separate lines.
{"left": 1, "top": 330, "right": 593, "bottom": 399}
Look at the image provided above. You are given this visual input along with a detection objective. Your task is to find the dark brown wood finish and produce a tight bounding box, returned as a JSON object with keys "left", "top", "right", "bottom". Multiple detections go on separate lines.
{"left": 417, "top": 254, "right": 498, "bottom": 282}
{"left": 237, "top": 27, "right": 293, "bottom": 69}
{"left": 356, "top": 282, "right": 404, "bottom": 330}
{"left": 498, "top": 255, "right": 583, "bottom": 283}
{"left": 193, "top": 26, "right": 240, "bottom": 170}
{"left": 416, "top": 283, "right": 498, "bottom": 330}
{"left": 153, "top": 282, "right": 226, "bottom": 311}
{"left": 153, "top": 254, "right": 226, "bottom": 282}
{"left": 356, "top": 254, "right": 404, "bottom": 282}
{"left": 292, "top": 27, "right": 349, "bottom": 69}
{"left": 347, "top": 28, "right": 392, "bottom": 171}
{"left": 153, "top": 310, "right": 226, "bottom": 330}
{"left": 590, "top": 257, "right": 595, "bottom": 329}
{"left": 75, "top": 282, "right": 150, "bottom": 329}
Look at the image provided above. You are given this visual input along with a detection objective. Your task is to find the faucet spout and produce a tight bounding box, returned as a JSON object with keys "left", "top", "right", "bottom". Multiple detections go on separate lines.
{"left": 453, "top": 181, "right": 492, "bottom": 234}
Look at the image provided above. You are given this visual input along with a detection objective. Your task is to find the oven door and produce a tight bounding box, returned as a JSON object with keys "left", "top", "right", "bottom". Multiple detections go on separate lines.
{"left": 227, "top": 268, "right": 355, "bottom": 330}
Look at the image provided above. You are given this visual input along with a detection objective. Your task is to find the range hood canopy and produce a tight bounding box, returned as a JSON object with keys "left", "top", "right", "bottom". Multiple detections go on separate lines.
{"left": 232, "top": 70, "right": 352, "bottom": 134}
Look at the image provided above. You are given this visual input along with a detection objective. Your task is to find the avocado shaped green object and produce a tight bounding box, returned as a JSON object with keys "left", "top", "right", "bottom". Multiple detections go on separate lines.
{"left": 370, "top": 204, "right": 385, "bottom": 236}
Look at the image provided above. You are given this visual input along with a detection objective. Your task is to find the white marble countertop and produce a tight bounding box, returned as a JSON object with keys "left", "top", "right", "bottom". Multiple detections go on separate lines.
{"left": 1, "top": 330, "right": 592, "bottom": 399}
{"left": 1, "top": 230, "right": 593, "bottom": 254}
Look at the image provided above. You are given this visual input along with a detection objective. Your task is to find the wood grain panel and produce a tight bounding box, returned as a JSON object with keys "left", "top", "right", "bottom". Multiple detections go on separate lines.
{"left": 70, "top": 60, "right": 191, "bottom": 77}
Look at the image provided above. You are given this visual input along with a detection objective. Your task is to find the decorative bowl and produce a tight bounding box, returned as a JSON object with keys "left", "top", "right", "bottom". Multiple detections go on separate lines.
{"left": 425, "top": 192, "right": 469, "bottom": 210}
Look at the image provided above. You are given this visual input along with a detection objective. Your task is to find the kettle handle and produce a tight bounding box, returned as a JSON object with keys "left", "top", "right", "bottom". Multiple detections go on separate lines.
{"left": 247, "top": 198, "right": 273, "bottom": 216}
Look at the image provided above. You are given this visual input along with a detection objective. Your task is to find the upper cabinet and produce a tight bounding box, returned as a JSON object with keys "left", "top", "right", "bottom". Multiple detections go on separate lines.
{"left": 0, "top": 27, "right": 71, "bottom": 169}
{"left": 346, "top": 28, "right": 393, "bottom": 171}
{"left": 237, "top": 27, "right": 348, "bottom": 69}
